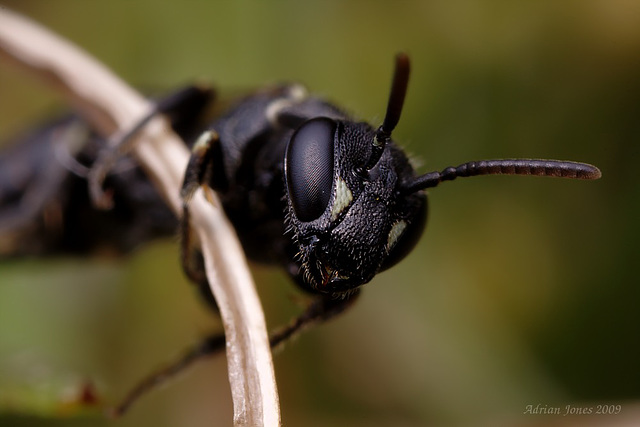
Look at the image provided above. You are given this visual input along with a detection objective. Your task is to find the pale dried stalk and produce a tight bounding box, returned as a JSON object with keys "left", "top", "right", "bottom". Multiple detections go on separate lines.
{"left": 0, "top": 9, "right": 280, "bottom": 426}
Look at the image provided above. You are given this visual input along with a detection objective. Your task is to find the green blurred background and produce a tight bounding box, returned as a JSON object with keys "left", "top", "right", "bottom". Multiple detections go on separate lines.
{"left": 0, "top": 1, "right": 638, "bottom": 426}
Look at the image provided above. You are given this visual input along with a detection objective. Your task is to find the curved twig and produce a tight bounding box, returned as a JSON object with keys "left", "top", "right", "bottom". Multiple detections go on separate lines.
{"left": 0, "top": 8, "right": 280, "bottom": 426}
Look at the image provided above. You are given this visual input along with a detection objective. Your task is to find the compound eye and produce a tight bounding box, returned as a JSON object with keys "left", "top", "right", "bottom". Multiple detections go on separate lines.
{"left": 285, "top": 117, "right": 336, "bottom": 222}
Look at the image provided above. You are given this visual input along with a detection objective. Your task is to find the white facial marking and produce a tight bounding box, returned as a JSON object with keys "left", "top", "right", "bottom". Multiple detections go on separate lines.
{"left": 331, "top": 176, "right": 353, "bottom": 221}
{"left": 387, "top": 220, "right": 407, "bottom": 252}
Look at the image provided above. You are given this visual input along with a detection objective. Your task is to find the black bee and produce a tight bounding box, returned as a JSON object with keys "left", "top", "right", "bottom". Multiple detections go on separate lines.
{"left": 180, "top": 53, "right": 598, "bottom": 298}
{"left": 0, "top": 53, "right": 601, "bottom": 414}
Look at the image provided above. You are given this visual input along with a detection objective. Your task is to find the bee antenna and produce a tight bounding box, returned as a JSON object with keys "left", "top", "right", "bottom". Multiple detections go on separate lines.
{"left": 402, "top": 159, "right": 602, "bottom": 193}
{"left": 366, "top": 53, "right": 410, "bottom": 170}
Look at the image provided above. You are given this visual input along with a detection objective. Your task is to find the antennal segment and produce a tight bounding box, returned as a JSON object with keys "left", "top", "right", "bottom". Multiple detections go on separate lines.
{"left": 366, "top": 53, "right": 411, "bottom": 170}
{"left": 403, "top": 159, "right": 601, "bottom": 193}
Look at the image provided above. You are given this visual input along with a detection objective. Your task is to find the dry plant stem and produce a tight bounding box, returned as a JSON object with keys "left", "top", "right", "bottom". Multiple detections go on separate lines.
{"left": 0, "top": 9, "right": 280, "bottom": 426}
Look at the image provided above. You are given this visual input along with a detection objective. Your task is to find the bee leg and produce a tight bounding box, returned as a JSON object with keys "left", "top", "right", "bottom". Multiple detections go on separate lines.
{"left": 109, "top": 291, "right": 359, "bottom": 417}
{"left": 180, "top": 129, "right": 227, "bottom": 203}
{"left": 109, "top": 130, "right": 233, "bottom": 417}
{"left": 269, "top": 290, "right": 361, "bottom": 352}
{"left": 88, "top": 85, "right": 215, "bottom": 209}
{"left": 107, "top": 333, "right": 225, "bottom": 418}
{"left": 179, "top": 129, "right": 227, "bottom": 311}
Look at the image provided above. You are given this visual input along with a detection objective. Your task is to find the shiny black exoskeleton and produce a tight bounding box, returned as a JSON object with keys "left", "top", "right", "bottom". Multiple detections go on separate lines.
{"left": 0, "top": 52, "right": 601, "bottom": 306}
{"left": 1, "top": 54, "right": 601, "bottom": 296}
{"left": 193, "top": 83, "right": 425, "bottom": 296}
{"left": 0, "top": 54, "right": 601, "bottom": 414}
{"left": 181, "top": 54, "right": 598, "bottom": 298}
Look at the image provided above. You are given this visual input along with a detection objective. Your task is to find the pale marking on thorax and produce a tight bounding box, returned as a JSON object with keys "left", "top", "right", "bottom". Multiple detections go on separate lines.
{"left": 265, "top": 84, "right": 308, "bottom": 125}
